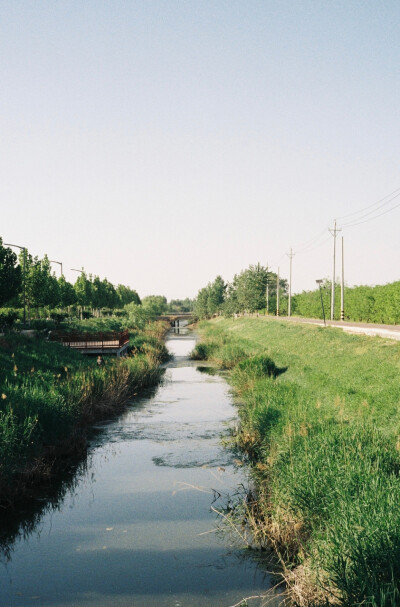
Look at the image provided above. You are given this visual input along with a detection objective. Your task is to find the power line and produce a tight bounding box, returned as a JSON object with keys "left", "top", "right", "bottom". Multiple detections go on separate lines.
{"left": 295, "top": 233, "right": 332, "bottom": 255}
{"left": 341, "top": 195, "right": 400, "bottom": 228}
{"left": 337, "top": 185, "right": 400, "bottom": 222}
{"left": 294, "top": 187, "right": 400, "bottom": 257}
{"left": 292, "top": 225, "right": 330, "bottom": 253}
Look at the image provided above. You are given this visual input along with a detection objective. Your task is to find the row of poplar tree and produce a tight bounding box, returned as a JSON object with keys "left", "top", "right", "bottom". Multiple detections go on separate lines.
{"left": 0, "top": 237, "right": 140, "bottom": 315}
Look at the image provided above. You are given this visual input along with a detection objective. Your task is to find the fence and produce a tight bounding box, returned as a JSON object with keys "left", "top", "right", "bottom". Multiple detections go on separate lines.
{"left": 50, "top": 329, "right": 130, "bottom": 351}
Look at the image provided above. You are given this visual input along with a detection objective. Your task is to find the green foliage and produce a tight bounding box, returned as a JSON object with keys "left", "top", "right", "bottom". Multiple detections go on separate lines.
{"left": 233, "top": 354, "right": 286, "bottom": 381}
{"left": 293, "top": 280, "right": 400, "bottom": 324}
{"left": 0, "top": 324, "right": 166, "bottom": 499}
{"left": 207, "top": 276, "right": 226, "bottom": 316}
{"left": 116, "top": 284, "right": 141, "bottom": 306}
{"left": 123, "top": 296, "right": 168, "bottom": 329}
{"left": 124, "top": 302, "right": 152, "bottom": 329}
{"left": 196, "top": 317, "right": 400, "bottom": 605}
{"left": 168, "top": 298, "right": 193, "bottom": 313}
{"left": 49, "top": 310, "right": 68, "bottom": 325}
{"left": 194, "top": 276, "right": 226, "bottom": 318}
{"left": 194, "top": 264, "right": 288, "bottom": 319}
{"left": 0, "top": 239, "right": 21, "bottom": 306}
{"left": 23, "top": 253, "right": 60, "bottom": 313}
{"left": 60, "top": 317, "right": 124, "bottom": 333}
{"left": 235, "top": 264, "right": 269, "bottom": 312}
{"left": 281, "top": 424, "right": 400, "bottom": 606}
{"left": 0, "top": 235, "right": 147, "bottom": 320}
{"left": 58, "top": 275, "right": 77, "bottom": 307}
{"left": 0, "top": 308, "right": 19, "bottom": 332}
{"left": 142, "top": 295, "right": 168, "bottom": 317}
{"left": 73, "top": 271, "right": 93, "bottom": 308}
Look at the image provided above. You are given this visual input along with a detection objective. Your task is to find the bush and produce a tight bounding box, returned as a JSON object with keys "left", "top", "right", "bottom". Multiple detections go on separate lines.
{"left": 234, "top": 354, "right": 287, "bottom": 379}
{"left": 49, "top": 310, "right": 68, "bottom": 325}
{"left": 0, "top": 308, "right": 19, "bottom": 332}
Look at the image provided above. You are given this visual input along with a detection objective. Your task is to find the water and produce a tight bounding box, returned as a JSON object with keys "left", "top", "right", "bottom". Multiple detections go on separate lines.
{"left": 0, "top": 330, "right": 277, "bottom": 606}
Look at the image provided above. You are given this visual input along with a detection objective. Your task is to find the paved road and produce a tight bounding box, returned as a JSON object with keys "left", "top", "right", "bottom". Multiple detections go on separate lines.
{"left": 279, "top": 315, "right": 400, "bottom": 341}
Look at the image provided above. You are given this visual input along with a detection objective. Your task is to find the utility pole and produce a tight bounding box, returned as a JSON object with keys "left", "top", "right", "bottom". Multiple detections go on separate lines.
{"left": 340, "top": 236, "right": 345, "bottom": 321}
{"left": 287, "top": 248, "right": 294, "bottom": 317}
{"left": 329, "top": 220, "right": 341, "bottom": 320}
{"left": 265, "top": 264, "right": 269, "bottom": 315}
{"left": 316, "top": 279, "right": 326, "bottom": 326}
{"left": 276, "top": 267, "right": 280, "bottom": 316}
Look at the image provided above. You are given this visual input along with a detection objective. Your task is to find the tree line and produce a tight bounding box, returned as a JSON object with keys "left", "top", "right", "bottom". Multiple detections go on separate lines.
{"left": 0, "top": 237, "right": 197, "bottom": 330}
{"left": 292, "top": 280, "right": 400, "bottom": 324}
{"left": 194, "top": 262, "right": 400, "bottom": 325}
{"left": 0, "top": 237, "right": 140, "bottom": 319}
{"left": 194, "top": 263, "right": 289, "bottom": 319}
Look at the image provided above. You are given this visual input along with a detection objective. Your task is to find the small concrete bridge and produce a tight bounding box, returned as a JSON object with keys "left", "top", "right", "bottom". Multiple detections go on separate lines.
{"left": 157, "top": 313, "right": 196, "bottom": 327}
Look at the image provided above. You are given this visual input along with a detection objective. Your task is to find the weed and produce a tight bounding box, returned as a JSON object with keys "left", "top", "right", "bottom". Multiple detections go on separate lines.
{"left": 196, "top": 317, "right": 400, "bottom": 606}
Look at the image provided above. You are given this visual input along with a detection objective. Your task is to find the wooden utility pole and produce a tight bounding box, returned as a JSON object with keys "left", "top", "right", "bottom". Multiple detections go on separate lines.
{"left": 276, "top": 267, "right": 280, "bottom": 316}
{"left": 340, "top": 236, "right": 345, "bottom": 321}
{"left": 287, "top": 248, "right": 294, "bottom": 317}
{"left": 265, "top": 264, "right": 269, "bottom": 315}
{"left": 329, "top": 221, "right": 341, "bottom": 320}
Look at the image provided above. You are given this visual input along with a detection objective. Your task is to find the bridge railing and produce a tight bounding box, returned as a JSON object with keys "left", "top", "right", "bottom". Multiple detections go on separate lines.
{"left": 50, "top": 329, "right": 130, "bottom": 350}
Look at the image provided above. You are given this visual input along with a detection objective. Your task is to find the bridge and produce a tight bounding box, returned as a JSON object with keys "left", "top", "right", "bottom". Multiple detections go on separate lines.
{"left": 50, "top": 330, "right": 130, "bottom": 357}
{"left": 157, "top": 312, "right": 196, "bottom": 327}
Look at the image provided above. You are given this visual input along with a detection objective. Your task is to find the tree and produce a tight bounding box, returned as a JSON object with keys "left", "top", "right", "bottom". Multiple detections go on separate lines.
{"left": 0, "top": 238, "right": 21, "bottom": 305}
{"left": 58, "top": 276, "right": 77, "bottom": 307}
{"left": 235, "top": 264, "right": 269, "bottom": 313}
{"left": 117, "top": 285, "right": 141, "bottom": 307}
{"left": 73, "top": 271, "right": 93, "bottom": 308}
{"left": 168, "top": 298, "right": 193, "bottom": 313}
{"left": 101, "top": 279, "right": 119, "bottom": 309}
{"left": 194, "top": 286, "right": 210, "bottom": 319}
{"left": 124, "top": 302, "right": 152, "bottom": 329}
{"left": 207, "top": 276, "right": 226, "bottom": 316}
{"left": 223, "top": 280, "right": 240, "bottom": 316}
{"left": 24, "top": 253, "right": 59, "bottom": 313}
{"left": 142, "top": 295, "right": 168, "bottom": 317}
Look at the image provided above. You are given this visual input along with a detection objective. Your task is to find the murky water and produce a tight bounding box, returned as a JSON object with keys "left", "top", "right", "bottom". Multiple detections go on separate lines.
{"left": 0, "top": 330, "right": 276, "bottom": 606}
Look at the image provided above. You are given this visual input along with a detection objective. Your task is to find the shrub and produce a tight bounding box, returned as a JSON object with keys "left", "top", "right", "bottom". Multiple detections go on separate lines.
{"left": 0, "top": 308, "right": 19, "bottom": 332}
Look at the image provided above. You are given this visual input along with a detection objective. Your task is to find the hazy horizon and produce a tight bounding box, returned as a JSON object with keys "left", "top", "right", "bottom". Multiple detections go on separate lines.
{"left": 2, "top": 1, "right": 399, "bottom": 300}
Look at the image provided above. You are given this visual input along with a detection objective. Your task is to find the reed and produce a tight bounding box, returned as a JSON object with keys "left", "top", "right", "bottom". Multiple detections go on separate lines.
{"left": 0, "top": 322, "right": 168, "bottom": 504}
{"left": 196, "top": 317, "right": 400, "bottom": 606}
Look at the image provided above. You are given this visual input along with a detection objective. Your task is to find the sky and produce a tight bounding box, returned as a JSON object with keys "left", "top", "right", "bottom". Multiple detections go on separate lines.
{"left": 1, "top": 0, "right": 399, "bottom": 300}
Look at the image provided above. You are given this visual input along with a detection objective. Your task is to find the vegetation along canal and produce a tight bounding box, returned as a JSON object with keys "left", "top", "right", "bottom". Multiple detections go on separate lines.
{"left": 0, "top": 327, "right": 275, "bottom": 607}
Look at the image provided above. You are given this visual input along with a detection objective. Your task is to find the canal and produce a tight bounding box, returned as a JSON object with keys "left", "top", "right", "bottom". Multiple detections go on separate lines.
{"left": 0, "top": 329, "right": 276, "bottom": 606}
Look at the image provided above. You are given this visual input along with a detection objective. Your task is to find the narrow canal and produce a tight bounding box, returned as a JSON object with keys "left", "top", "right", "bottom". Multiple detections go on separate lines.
{"left": 0, "top": 329, "right": 276, "bottom": 606}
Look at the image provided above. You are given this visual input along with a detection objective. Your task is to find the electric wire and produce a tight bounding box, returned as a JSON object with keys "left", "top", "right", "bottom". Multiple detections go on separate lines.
{"left": 340, "top": 191, "right": 400, "bottom": 227}
{"left": 295, "top": 234, "right": 332, "bottom": 254}
{"left": 291, "top": 225, "right": 330, "bottom": 252}
{"left": 337, "top": 186, "right": 400, "bottom": 222}
{"left": 340, "top": 197, "right": 400, "bottom": 228}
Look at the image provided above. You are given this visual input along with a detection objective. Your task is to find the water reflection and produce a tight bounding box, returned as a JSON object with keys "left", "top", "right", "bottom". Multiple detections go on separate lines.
{"left": 0, "top": 383, "right": 160, "bottom": 563}
{"left": 0, "top": 331, "right": 277, "bottom": 607}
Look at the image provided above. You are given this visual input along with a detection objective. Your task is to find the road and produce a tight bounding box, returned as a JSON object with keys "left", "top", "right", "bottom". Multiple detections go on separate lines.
{"left": 279, "top": 315, "right": 400, "bottom": 341}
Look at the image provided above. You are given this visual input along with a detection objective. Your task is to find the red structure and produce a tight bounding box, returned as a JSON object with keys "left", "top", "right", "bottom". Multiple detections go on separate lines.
{"left": 50, "top": 330, "right": 130, "bottom": 356}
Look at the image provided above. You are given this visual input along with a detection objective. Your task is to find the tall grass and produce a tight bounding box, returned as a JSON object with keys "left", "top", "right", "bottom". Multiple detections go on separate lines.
{"left": 0, "top": 322, "right": 168, "bottom": 503}
{"left": 195, "top": 317, "right": 400, "bottom": 606}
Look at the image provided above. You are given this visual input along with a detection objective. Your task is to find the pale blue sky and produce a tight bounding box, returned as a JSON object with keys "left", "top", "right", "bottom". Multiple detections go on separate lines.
{"left": 1, "top": 1, "right": 399, "bottom": 299}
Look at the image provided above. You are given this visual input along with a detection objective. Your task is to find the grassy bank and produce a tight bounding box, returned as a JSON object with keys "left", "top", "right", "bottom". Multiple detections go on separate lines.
{"left": 0, "top": 320, "right": 169, "bottom": 505}
{"left": 193, "top": 317, "right": 400, "bottom": 607}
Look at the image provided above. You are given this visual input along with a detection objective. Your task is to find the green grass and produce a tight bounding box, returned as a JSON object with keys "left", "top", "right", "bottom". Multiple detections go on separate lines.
{"left": 0, "top": 322, "right": 168, "bottom": 502}
{"left": 195, "top": 317, "right": 400, "bottom": 606}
